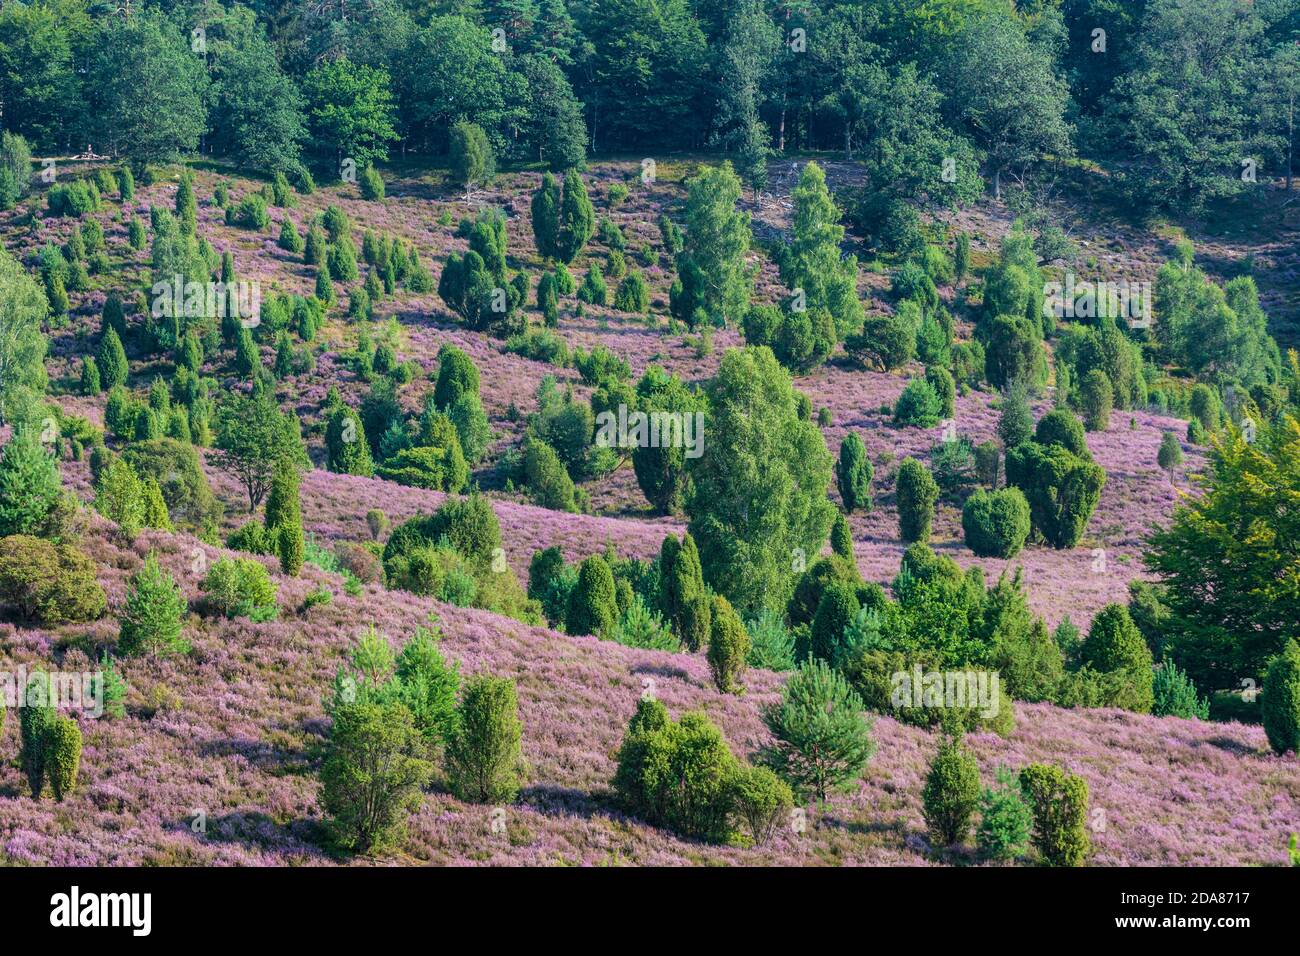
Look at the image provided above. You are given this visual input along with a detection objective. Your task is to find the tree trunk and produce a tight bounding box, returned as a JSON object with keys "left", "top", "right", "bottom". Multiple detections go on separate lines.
{"left": 993, "top": 167, "right": 1002, "bottom": 200}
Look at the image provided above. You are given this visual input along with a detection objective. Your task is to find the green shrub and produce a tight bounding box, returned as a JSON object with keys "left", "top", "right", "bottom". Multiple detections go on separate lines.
{"left": 1019, "top": 763, "right": 1091, "bottom": 866}
{"left": 893, "top": 379, "right": 942, "bottom": 428}
{"left": 1081, "top": 604, "right": 1154, "bottom": 713}
{"left": 0, "top": 536, "right": 105, "bottom": 624}
{"left": 837, "top": 433, "right": 873, "bottom": 513}
{"left": 321, "top": 700, "right": 433, "bottom": 853}
{"left": 445, "top": 675, "right": 526, "bottom": 804}
{"left": 1005, "top": 441, "right": 1105, "bottom": 549}
{"left": 925, "top": 365, "right": 956, "bottom": 418}
{"left": 200, "top": 557, "right": 278, "bottom": 621}
{"left": 359, "top": 165, "right": 385, "bottom": 200}
{"left": 614, "top": 271, "right": 650, "bottom": 313}
{"left": 1262, "top": 639, "right": 1300, "bottom": 755}
{"left": 1035, "top": 409, "right": 1089, "bottom": 458}
{"left": 118, "top": 552, "right": 189, "bottom": 657}
{"left": 231, "top": 193, "right": 270, "bottom": 229}
{"left": 1080, "top": 368, "right": 1113, "bottom": 431}
{"left": 896, "top": 458, "right": 939, "bottom": 544}
{"left": 566, "top": 555, "right": 618, "bottom": 638}
{"left": 44, "top": 715, "right": 82, "bottom": 801}
{"left": 962, "top": 487, "right": 1030, "bottom": 558}
{"left": 613, "top": 702, "right": 738, "bottom": 842}
{"left": 922, "top": 735, "right": 981, "bottom": 846}
{"left": 19, "top": 673, "right": 55, "bottom": 797}
{"left": 523, "top": 437, "right": 576, "bottom": 512}
{"left": 660, "top": 533, "right": 710, "bottom": 651}
{"left": 578, "top": 263, "right": 607, "bottom": 305}
{"left": 729, "top": 764, "right": 794, "bottom": 847}
{"left": 977, "top": 766, "right": 1034, "bottom": 862}
{"left": 707, "top": 594, "right": 750, "bottom": 693}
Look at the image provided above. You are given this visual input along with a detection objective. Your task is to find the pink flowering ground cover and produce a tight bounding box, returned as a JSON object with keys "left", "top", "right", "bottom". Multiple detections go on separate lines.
{"left": 0, "top": 517, "right": 1295, "bottom": 867}
{"left": 6, "top": 158, "right": 1291, "bottom": 867}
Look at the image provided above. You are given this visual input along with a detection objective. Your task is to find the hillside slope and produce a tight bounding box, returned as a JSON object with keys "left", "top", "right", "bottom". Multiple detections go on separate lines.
{"left": 0, "top": 517, "right": 1293, "bottom": 867}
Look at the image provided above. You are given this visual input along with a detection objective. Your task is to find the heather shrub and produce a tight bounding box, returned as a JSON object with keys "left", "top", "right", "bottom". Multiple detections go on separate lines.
{"left": 321, "top": 700, "right": 433, "bottom": 854}
{"left": 118, "top": 553, "right": 190, "bottom": 657}
{"left": 445, "top": 675, "right": 526, "bottom": 804}
{"left": 922, "top": 735, "right": 981, "bottom": 846}
{"left": 729, "top": 764, "right": 794, "bottom": 847}
{"left": 0, "top": 536, "right": 105, "bottom": 624}
{"left": 1262, "top": 640, "right": 1300, "bottom": 755}
{"left": 1151, "top": 658, "right": 1210, "bottom": 720}
{"left": 706, "top": 594, "right": 750, "bottom": 693}
{"left": 762, "top": 658, "right": 876, "bottom": 802}
{"left": 896, "top": 458, "right": 939, "bottom": 544}
{"left": 44, "top": 715, "right": 82, "bottom": 802}
{"left": 19, "top": 673, "right": 55, "bottom": 798}
{"left": 836, "top": 433, "right": 873, "bottom": 513}
{"left": 977, "top": 767, "right": 1034, "bottom": 862}
{"left": 200, "top": 557, "right": 278, "bottom": 621}
{"left": 961, "top": 487, "right": 1030, "bottom": 558}
{"left": 1019, "top": 763, "right": 1091, "bottom": 866}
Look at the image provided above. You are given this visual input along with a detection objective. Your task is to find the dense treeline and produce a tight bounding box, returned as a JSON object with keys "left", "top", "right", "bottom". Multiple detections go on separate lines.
{"left": 0, "top": 0, "right": 1297, "bottom": 211}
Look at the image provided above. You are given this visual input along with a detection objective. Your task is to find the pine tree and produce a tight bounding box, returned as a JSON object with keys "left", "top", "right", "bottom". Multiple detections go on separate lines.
{"left": 0, "top": 428, "right": 63, "bottom": 538}
{"left": 118, "top": 552, "right": 189, "bottom": 657}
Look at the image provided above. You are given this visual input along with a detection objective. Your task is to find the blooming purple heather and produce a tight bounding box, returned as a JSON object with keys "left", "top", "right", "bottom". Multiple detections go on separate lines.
{"left": 2, "top": 37, "right": 1296, "bottom": 878}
